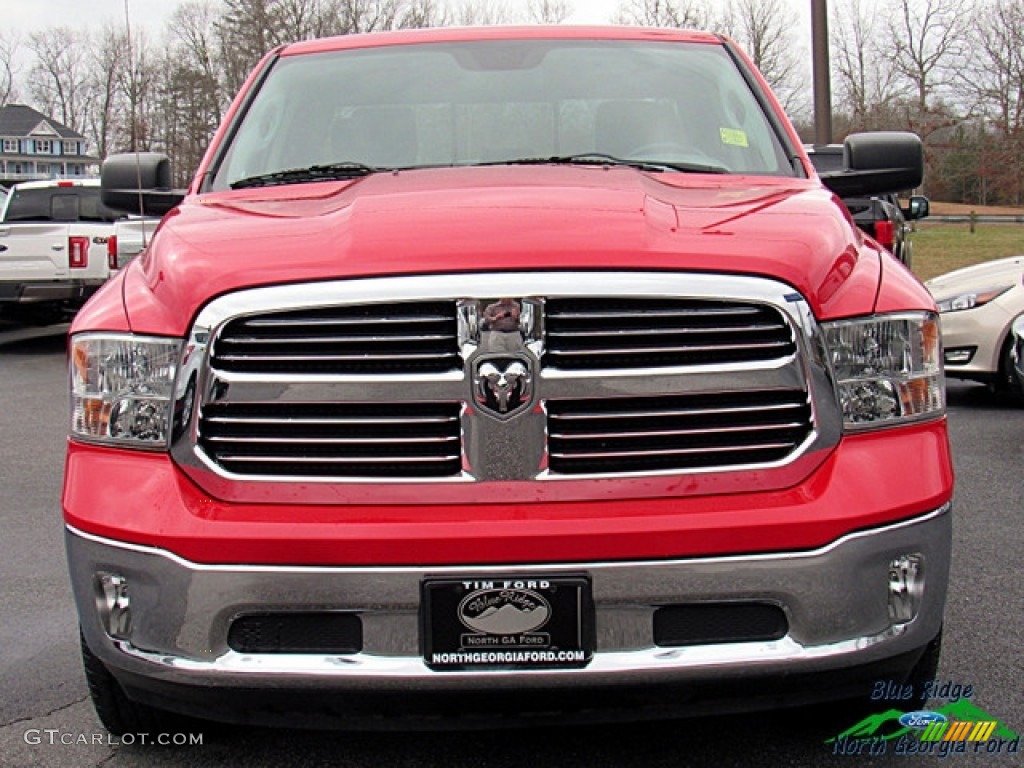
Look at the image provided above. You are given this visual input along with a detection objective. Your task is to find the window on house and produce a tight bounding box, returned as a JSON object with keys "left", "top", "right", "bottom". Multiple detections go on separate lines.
{"left": 63, "top": 141, "right": 79, "bottom": 155}
{"left": 35, "top": 139, "right": 54, "bottom": 154}
{"left": 2, "top": 139, "right": 18, "bottom": 153}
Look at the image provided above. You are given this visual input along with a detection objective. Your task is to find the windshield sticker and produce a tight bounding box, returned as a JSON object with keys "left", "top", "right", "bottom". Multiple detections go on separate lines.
{"left": 720, "top": 127, "right": 749, "bottom": 148}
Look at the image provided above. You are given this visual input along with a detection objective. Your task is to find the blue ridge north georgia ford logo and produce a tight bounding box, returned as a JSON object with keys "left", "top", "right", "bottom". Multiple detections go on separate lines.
{"left": 458, "top": 585, "right": 551, "bottom": 635}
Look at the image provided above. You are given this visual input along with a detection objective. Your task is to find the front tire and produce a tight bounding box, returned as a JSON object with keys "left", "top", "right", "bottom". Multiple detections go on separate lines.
{"left": 80, "top": 630, "right": 180, "bottom": 736}
{"left": 996, "top": 337, "right": 1024, "bottom": 401}
{"left": 905, "top": 627, "right": 943, "bottom": 702}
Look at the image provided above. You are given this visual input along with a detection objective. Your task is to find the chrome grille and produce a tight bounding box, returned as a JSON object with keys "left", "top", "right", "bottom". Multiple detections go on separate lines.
{"left": 198, "top": 402, "right": 463, "bottom": 478}
{"left": 211, "top": 301, "right": 459, "bottom": 374}
{"left": 547, "top": 389, "right": 813, "bottom": 475}
{"left": 544, "top": 298, "right": 795, "bottom": 370}
{"left": 176, "top": 272, "right": 834, "bottom": 495}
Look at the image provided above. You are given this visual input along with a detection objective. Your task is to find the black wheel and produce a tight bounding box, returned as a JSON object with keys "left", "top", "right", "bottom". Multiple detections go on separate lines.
{"left": 996, "top": 337, "right": 1024, "bottom": 400}
{"left": 905, "top": 627, "right": 943, "bottom": 703}
{"left": 807, "top": 627, "right": 944, "bottom": 740}
{"left": 80, "top": 630, "right": 179, "bottom": 736}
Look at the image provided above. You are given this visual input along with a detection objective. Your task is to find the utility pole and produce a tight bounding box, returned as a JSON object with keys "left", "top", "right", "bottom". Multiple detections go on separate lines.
{"left": 811, "top": 0, "right": 832, "bottom": 145}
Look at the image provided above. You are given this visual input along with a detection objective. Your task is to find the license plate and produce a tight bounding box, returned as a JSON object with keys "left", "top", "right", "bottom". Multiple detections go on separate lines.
{"left": 422, "top": 575, "right": 594, "bottom": 670}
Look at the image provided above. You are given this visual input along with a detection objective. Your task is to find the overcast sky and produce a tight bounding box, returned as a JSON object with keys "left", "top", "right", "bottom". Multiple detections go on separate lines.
{"left": 4, "top": 0, "right": 625, "bottom": 37}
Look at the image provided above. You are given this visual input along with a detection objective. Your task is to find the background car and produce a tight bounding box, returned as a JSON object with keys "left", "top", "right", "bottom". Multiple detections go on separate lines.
{"left": 806, "top": 143, "right": 929, "bottom": 268}
{"left": 926, "top": 256, "right": 1024, "bottom": 396}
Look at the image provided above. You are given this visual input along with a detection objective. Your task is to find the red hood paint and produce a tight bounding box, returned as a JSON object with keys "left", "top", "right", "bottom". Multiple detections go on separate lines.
{"left": 112, "top": 166, "right": 897, "bottom": 336}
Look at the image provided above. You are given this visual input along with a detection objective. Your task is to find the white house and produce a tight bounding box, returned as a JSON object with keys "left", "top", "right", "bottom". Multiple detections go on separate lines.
{"left": 0, "top": 104, "right": 98, "bottom": 184}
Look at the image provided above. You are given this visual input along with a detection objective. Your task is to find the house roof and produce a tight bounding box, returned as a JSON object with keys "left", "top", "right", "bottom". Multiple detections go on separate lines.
{"left": 0, "top": 104, "right": 87, "bottom": 141}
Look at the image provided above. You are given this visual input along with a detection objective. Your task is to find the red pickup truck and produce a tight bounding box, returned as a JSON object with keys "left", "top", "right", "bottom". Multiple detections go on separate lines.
{"left": 65, "top": 26, "right": 953, "bottom": 733}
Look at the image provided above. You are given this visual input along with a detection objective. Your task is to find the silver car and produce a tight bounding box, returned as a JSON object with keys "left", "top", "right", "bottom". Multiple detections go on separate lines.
{"left": 926, "top": 256, "right": 1024, "bottom": 395}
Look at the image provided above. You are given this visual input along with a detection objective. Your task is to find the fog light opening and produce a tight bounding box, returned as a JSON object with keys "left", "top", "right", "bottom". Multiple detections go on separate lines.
{"left": 943, "top": 347, "right": 975, "bottom": 365}
{"left": 94, "top": 572, "right": 132, "bottom": 640}
{"left": 888, "top": 554, "right": 924, "bottom": 625}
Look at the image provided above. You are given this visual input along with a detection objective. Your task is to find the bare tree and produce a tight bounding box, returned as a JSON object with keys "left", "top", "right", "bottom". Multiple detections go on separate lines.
{"left": 0, "top": 32, "right": 19, "bottom": 105}
{"left": 88, "top": 25, "right": 128, "bottom": 161}
{"left": 958, "top": 0, "right": 1024, "bottom": 203}
{"left": 118, "top": 25, "right": 159, "bottom": 151}
{"left": 452, "top": 0, "right": 518, "bottom": 25}
{"left": 27, "top": 28, "right": 94, "bottom": 134}
{"left": 216, "top": 0, "right": 288, "bottom": 95}
{"left": 172, "top": 1, "right": 229, "bottom": 113}
{"left": 885, "top": 0, "right": 970, "bottom": 115}
{"left": 527, "top": 0, "right": 573, "bottom": 23}
{"left": 397, "top": 0, "right": 453, "bottom": 28}
{"left": 830, "top": 0, "right": 902, "bottom": 129}
{"left": 963, "top": 0, "right": 1024, "bottom": 133}
{"left": 153, "top": 51, "right": 224, "bottom": 185}
{"left": 714, "top": 0, "right": 804, "bottom": 116}
{"left": 337, "top": 0, "right": 403, "bottom": 33}
{"left": 613, "top": 0, "right": 710, "bottom": 27}
{"left": 275, "top": 0, "right": 339, "bottom": 39}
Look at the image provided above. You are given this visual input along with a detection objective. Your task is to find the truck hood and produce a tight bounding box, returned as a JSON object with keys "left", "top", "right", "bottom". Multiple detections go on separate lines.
{"left": 121, "top": 166, "right": 884, "bottom": 335}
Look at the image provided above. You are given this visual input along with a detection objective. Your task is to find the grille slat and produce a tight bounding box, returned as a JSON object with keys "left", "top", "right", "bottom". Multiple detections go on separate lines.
{"left": 550, "top": 402, "right": 804, "bottom": 421}
{"left": 547, "top": 390, "right": 813, "bottom": 475}
{"left": 199, "top": 401, "right": 463, "bottom": 478}
{"left": 212, "top": 301, "right": 459, "bottom": 374}
{"left": 206, "top": 415, "right": 457, "bottom": 426}
{"left": 216, "top": 352, "right": 452, "bottom": 363}
{"left": 245, "top": 314, "right": 450, "bottom": 327}
{"left": 547, "top": 322, "right": 782, "bottom": 337}
{"left": 546, "top": 340, "right": 793, "bottom": 357}
{"left": 215, "top": 454, "right": 460, "bottom": 464}
{"left": 548, "top": 306, "right": 763, "bottom": 320}
{"left": 545, "top": 298, "right": 795, "bottom": 370}
{"left": 206, "top": 435, "right": 459, "bottom": 445}
{"left": 550, "top": 442, "right": 797, "bottom": 460}
{"left": 548, "top": 422, "right": 808, "bottom": 441}
{"left": 219, "top": 333, "right": 455, "bottom": 345}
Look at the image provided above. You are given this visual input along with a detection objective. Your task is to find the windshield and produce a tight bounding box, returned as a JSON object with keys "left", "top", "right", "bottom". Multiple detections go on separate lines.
{"left": 2, "top": 186, "right": 118, "bottom": 223}
{"left": 211, "top": 39, "right": 793, "bottom": 191}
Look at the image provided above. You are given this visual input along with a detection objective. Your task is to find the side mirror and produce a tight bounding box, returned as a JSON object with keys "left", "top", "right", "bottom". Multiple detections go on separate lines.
{"left": 101, "top": 153, "right": 185, "bottom": 216}
{"left": 904, "top": 195, "right": 930, "bottom": 221}
{"left": 818, "top": 132, "right": 924, "bottom": 197}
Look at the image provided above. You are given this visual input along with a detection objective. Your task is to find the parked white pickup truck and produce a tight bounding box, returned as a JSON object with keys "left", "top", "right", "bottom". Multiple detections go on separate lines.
{"left": 107, "top": 215, "right": 160, "bottom": 272}
{"left": 0, "top": 179, "right": 117, "bottom": 323}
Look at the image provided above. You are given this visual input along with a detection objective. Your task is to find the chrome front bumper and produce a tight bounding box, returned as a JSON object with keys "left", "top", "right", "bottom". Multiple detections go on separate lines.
{"left": 69, "top": 506, "right": 951, "bottom": 706}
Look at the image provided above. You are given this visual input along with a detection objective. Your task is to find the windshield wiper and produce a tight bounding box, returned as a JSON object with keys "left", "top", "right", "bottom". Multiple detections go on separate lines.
{"left": 230, "top": 162, "right": 381, "bottom": 190}
{"left": 491, "top": 153, "right": 729, "bottom": 175}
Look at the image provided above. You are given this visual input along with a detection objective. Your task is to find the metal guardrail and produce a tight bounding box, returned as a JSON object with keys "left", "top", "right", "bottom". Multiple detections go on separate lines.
{"left": 928, "top": 214, "right": 1024, "bottom": 224}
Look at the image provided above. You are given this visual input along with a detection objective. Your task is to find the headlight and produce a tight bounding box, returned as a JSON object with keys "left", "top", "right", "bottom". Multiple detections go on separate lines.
{"left": 823, "top": 312, "right": 944, "bottom": 430}
{"left": 70, "top": 334, "right": 182, "bottom": 448}
{"left": 934, "top": 285, "right": 1011, "bottom": 313}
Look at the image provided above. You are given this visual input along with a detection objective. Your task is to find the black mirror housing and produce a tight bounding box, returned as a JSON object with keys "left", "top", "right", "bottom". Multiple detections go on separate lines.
{"left": 818, "top": 132, "right": 925, "bottom": 198}
{"left": 101, "top": 153, "right": 185, "bottom": 216}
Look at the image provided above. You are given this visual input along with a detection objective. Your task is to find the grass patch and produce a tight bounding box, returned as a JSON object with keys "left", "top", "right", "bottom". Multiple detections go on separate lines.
{"left": 910, "top": 223, "right": 1024, "bottom": 282}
